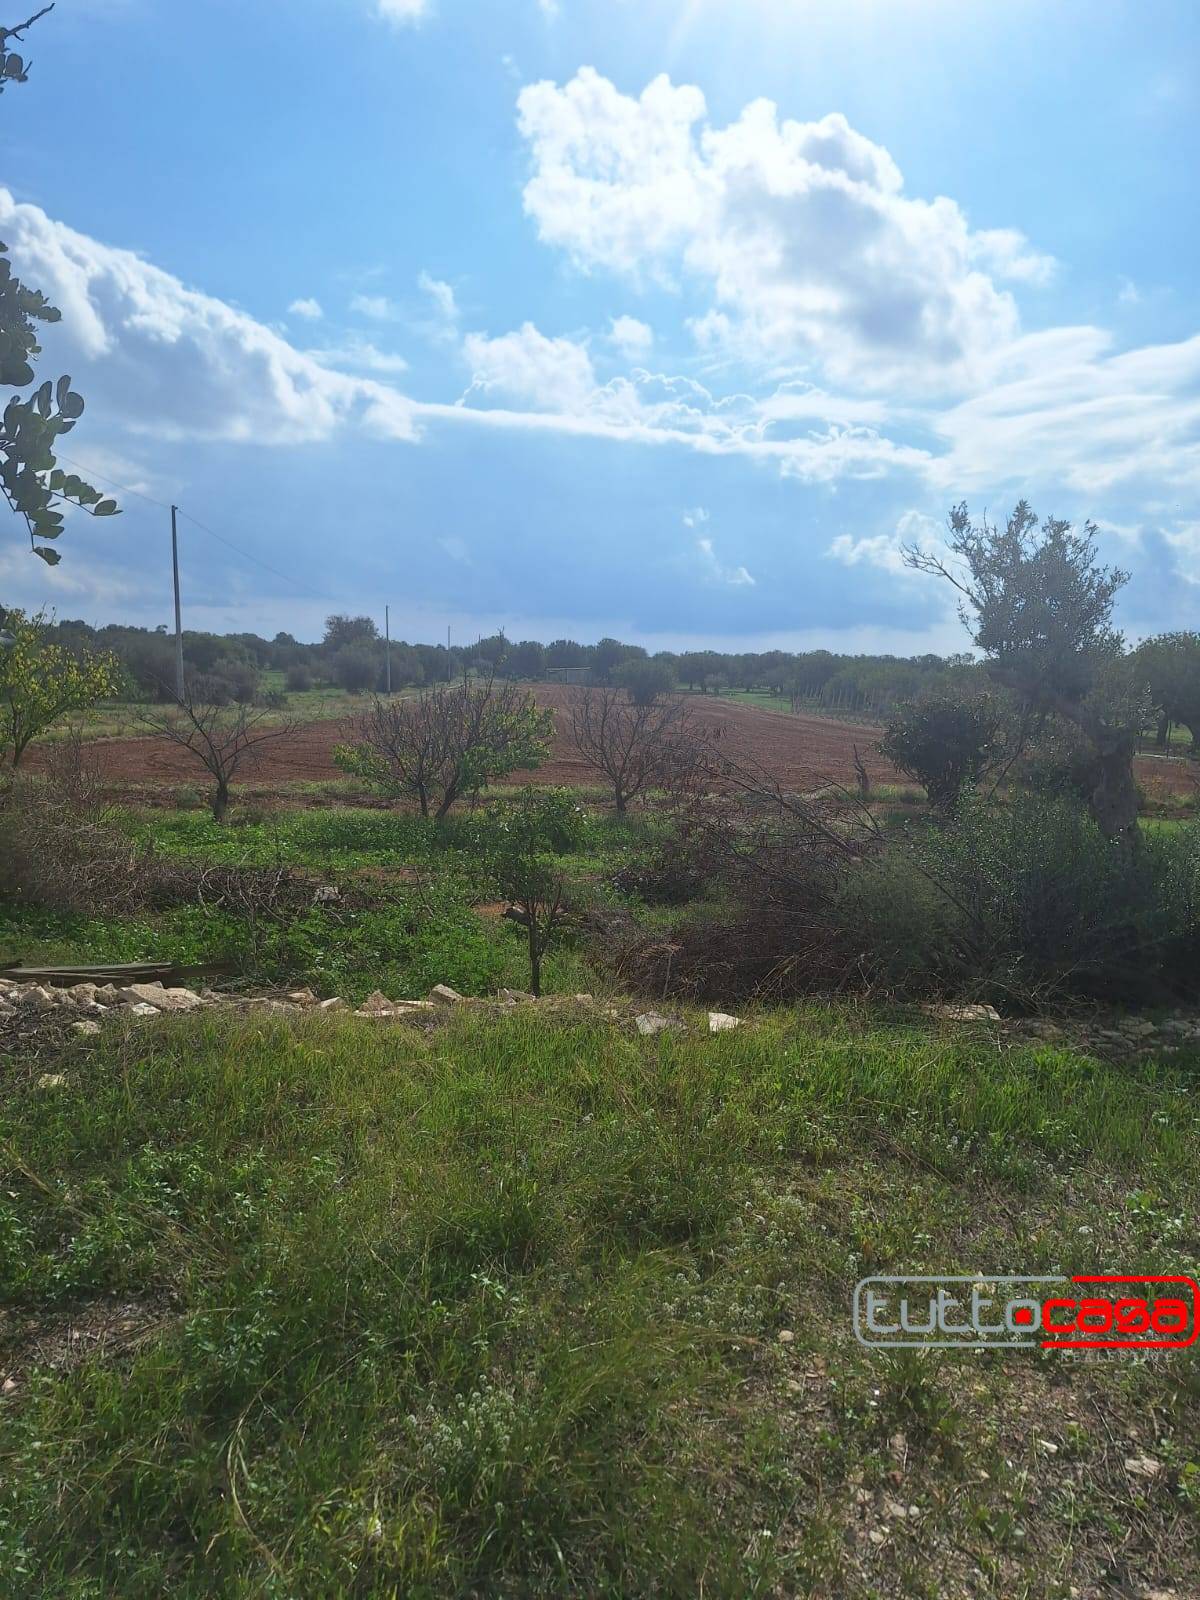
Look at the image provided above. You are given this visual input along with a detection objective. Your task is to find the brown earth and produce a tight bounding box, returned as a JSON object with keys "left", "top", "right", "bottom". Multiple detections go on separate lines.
{"left": 29, "top": 686, "right": 1199, "bottom": 802}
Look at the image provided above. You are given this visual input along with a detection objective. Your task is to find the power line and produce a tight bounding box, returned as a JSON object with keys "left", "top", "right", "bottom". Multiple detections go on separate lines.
{"left": 54, "top": 451, "right": 329, "bottom": 604}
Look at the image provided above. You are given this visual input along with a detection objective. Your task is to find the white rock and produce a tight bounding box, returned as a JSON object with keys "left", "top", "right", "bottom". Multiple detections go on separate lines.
{"left": 37, "top": 1073, "right": 67, "bottom": 1089}
{"left": 708, "top": 1011, "right": 743, "bottom": 1033}
{"left": 358, "top": 990, "right": 398, "bottom": 1015}
{"left": 317, "top": 997, "right": 346, "bottom": 1011}
{"left": 313, "top": 885, "right": 340, "bottom": 903}
{"left": 496, "top": 988, "right": 535, "bottom": 1003}
{"left": 635, "top": 1012, "right": 677, "bottom": 1037}
{"left": 1124, "top": 1456, "right": 1162, "bottom": 1479}
{"left": 18, "top": 986, "right": 57, "bottom": 1010}
{"left": 287, "top": 989, "right": 317, "bottom": 1004}
{"left": 116, "top": 982, "right": 201, "bottom": 1012}
{"left": 72, "top": 1020, "right": 102, "bottom": 1037}
{"left": 428, "top": 984, "right": 464, "bottom": 1005}
{"left": 921, "top": 1002, "right": 1001, "bottom": 1023}
{"left": 126, "top": 1002, "right": 161, "bottom": 1018}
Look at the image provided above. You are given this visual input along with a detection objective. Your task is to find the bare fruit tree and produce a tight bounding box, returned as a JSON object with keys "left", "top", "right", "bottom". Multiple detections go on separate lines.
{"left": 333, "top": 676, "right": 554, "bottom": 821}
{"left": 569, "top": 685, "right": 705, "bottom": 816}
{"left": 141, "top": 695, "right": 296, "bottom": 822}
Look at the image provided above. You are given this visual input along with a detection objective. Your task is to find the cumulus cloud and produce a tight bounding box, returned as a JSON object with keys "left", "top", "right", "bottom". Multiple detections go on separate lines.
{"left": 607, "top": 314, "right": 653, "bottom": 359}
{"left": 827, "top": 510, "right": 943, "bottom": 576}
{"left": 516, "top": 69, "right": 1050, "bottom": 390}
{"left": 288, "top": 297, "right": 324, "bottom": 320}
{"left": 418, "top": 271, "right": 458, "bottom": 326}
{"left": 0, "top": 188, "right": 418, "bottom": 445}
{"left": 451, "top": 319, "right": 928, "bottom": 479}
{"left": 461, "top": 322, "right": 598, "bottom": 412}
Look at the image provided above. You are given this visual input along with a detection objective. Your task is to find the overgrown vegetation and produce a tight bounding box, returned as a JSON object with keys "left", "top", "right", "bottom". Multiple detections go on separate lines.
{"left": 1, "top": 1007, "right": 1196, "bottom": 1596}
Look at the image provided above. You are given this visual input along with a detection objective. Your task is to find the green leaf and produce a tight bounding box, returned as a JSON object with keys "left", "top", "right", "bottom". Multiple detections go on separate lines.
{"left": 33, "top": 545, "right": 61, "bottom": 566}
{"left": 34, "top": 379, "right": 52, "bottom": 417}
{"left": 55, "top": 374, "right": 72, "bottom": 409}
{"left": 94, "top": 499, "right": 119, "bottom": 516}
{"left": 59, "top": 391, "right": 84, "bottom": 420}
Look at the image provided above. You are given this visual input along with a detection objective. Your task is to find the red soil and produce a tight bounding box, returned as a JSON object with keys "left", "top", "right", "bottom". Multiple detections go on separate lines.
{"left": 32, "top": 686, "right": 1198, "bottom": 802}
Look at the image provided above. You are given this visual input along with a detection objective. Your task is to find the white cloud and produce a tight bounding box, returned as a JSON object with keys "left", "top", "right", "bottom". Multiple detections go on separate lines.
{"left": 288, "top": 297, "right": 324, "bottom": 321}
{"left": 930, "top": 327, "right": 1200, "bottom": 496}
{"left": 351, "top": 292, "right": 403, "bottom": 322}
{"left": 0, "top": 188, "right": 419, "bottom": 446}
{"left": 307, "top": 336, "right": 409, "bottom": 376}
{"left": 418, "top": 271, "right": 458, "bottom": 324}
{"left": 537, "top": 0, "right": 560, "bottom": 17}
{"left": 682, "top": 506, "right": 708, "bottom": 528}
{"left": 608, "top": 313, "right": 653, "bottom": 359}
{"left": 827, "top": 510, "right": 943, "bottom": 576}
{"left": 1118, "top": 276, "right": 1142, "bottom": 307}
{"left": 968, "top": 228, "right": 1057, "bottom": 286}
{"left": 451, "top": 321, "right": 929, "bottom": 481}
{"left": 461, "top": 322, "right": 597, "bottom": 411}
{"left": 517, "top": 69, "right": 1048, "bottom": 390}
{"left": 696, "top": 536, "right": 755, "bottom": 588}
{"left": 376, "top": 0, "right": 430, "bottom": 23}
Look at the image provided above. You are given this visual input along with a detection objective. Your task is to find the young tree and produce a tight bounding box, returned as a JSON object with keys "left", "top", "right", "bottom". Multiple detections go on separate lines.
{"left": 140, "top": 694, "right": 296, "bottom": 821}
{"left": 1, "top": 7, "right": 118, "bottom": 561}
{"left": 333, "top": 677, "right": 554, "bottom": 820}
{"left": 879, "top": 689, "right": 1007, "bottom": 815}
{"left": 570, "top": 684, "right": 700, "bottom": 816}
{"left": 904, "top": 502, "right": 1143, "bottom": 847}
{"left": 490, "top": 787, "right": 588, "bottom": 996}
{"left": 0, "top": 609, "right": 119, "bottom": 765}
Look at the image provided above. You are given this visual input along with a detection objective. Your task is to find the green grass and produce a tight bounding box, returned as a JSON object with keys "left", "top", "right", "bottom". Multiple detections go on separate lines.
{"left": 1, "top": 1005, "right": 1197, "bottom": 1596}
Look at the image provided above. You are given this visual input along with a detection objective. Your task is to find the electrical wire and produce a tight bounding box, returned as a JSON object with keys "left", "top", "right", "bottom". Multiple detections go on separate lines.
{"left": 53, "top": 451, "right": 330, "bottom": 604}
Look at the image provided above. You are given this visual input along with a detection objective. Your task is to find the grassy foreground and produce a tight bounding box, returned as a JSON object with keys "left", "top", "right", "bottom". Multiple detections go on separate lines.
{"left": 1, "top": 1005, "right": 1198, "bottom": 1597}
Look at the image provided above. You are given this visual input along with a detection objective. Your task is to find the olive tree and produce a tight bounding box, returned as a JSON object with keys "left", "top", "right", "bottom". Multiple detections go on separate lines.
{"left": 879, "top": 689, "right": 1008, "bottom": 815}
{"left": 904, "top": 502, "right": 1144, "bottom": 848}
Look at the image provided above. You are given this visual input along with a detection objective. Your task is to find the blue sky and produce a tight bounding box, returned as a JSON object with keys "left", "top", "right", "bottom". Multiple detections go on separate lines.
{"left": 2, "top": 0, "right": 1197, "bottom": 650}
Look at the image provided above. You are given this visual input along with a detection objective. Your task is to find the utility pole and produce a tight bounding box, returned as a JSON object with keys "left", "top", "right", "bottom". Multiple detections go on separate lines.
{"left": 385, "top": 604, "right": 392, "bottom": 695}
{"left": 447, "top": 624, "right": 452, "bottom": 683}
{"left": 170, "top": 504, "right": 185, "bottom": 702}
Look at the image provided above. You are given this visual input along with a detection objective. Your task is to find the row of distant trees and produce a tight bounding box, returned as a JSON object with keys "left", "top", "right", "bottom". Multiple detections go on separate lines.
{"left": 38, "top": 610, "right": 987, "bottom": 712}
{"left": 34, "top": 613, "right": 1200, "bottom": 757}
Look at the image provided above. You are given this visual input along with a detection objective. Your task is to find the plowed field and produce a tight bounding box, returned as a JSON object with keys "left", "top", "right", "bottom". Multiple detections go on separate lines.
{"left": 33, "top": 687, "right": 1197, "bottom": 801}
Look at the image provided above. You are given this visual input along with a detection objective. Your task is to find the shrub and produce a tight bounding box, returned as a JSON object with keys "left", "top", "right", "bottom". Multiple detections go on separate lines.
{"left": 916, "top": 793, "right": 1165, "bottom": 999}
{"left": 614, "top": 657, "right": 676, "bottom": 706}
{"left": 879, "top": 690, "right": 1007, "bottom": 814}
{"left": 285, "top": 664, "right": 313, "bottom": 693}
{"left": 332, "top": 644, "right": 381, "bottom": 694}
